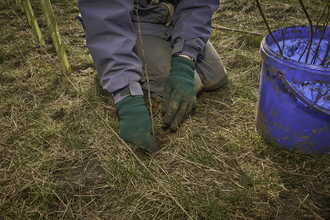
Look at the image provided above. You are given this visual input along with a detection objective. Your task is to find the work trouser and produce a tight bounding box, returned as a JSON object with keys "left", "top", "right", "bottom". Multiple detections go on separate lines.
{"left": 134, "top": 35, "right": 228, "bottom": 101}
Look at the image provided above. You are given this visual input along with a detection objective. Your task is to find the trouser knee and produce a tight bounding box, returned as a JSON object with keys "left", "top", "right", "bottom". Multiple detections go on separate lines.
{"left": 196, "top": 41, "right": 228, "bottom": 92}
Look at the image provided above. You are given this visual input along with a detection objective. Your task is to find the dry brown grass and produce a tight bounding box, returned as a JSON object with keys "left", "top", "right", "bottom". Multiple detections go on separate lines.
{"left": 0, "top": 0, "right": 330, "bottom": 219}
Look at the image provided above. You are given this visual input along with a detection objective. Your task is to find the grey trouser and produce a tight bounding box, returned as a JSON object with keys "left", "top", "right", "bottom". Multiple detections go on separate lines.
{"left": 133, "top": 35, "right": 228, "bottom": 101}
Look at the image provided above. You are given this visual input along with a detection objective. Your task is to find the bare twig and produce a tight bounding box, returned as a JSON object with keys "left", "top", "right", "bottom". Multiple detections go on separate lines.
{"left": 299, "top": 0, "right": 314, "bottom": 64}
{"left": 211, "top": 24, "right": 263, "bottom": 36}
{"left": 135, "top": 3, "right": 155, "bottom": 138}
{"left": 321, "top": 46, "right": 330, "bottom": 65}
{"left": 319, "top": 4, "right": 330, "bottom": 65}
{"left": 298, "top": 36, "right": 323, "bottom": 63}
{"left": 316, "top": 0, "right": 330, "bottom": 26}
{"left": 321, "top": 36, "right": 330, "bottom": 65}
{"left": 310, "top": 0, "right": 330, "bottom": 64}
{"left": 255, "top": 0, "right": 283, "bottom": 55}
{"left": 298, "top": 40, "right": 310, "bottom": 62}
{"left": 312, "top": 21, "right": 330, "bottom": 64}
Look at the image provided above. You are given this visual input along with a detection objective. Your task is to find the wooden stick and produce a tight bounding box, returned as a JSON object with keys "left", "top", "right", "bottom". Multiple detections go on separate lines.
{"left": 39, "top": 0, "right": 71, "bottom": 73}
{"left": 211, "top": 25, "right": 263, "bottom": 36}
{"left": 22, "top": 0, "right": 45, "bottom": 46}
{"left": 255, "top": 0, "right": 283, "bottom": 55}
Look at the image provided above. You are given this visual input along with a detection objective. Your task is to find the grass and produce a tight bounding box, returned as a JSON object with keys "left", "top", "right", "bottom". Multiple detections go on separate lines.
{"left": 0, "top": 0, "right": 330, "bottom": 219}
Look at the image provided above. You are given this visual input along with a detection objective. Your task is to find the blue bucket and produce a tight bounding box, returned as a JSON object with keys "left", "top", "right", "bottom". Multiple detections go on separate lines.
{"left": 256, "top": 25, "right": 330, "bottom": 154}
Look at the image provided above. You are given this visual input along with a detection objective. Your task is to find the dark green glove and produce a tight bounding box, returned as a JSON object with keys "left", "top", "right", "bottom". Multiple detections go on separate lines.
{"left": 116, "top": 95, "right": 158, "bottom": 153}
{"left": 162, "top": 56, "right": 196, "bottom": 131}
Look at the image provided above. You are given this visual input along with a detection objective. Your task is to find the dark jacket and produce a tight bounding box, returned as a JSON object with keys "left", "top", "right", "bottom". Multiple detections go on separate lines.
{"left": 78, "top": 0, "right": 219, "bottom": 103}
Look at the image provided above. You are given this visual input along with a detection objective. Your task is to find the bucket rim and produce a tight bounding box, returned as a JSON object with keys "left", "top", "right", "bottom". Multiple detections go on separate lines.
{"left": 261, "top": 25, "right": 330, "bottom": 72}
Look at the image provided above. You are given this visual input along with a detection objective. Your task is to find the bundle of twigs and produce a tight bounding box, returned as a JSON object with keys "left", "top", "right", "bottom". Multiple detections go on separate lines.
{"left": 256, "top": 0, "right": 330, "bottom": 67}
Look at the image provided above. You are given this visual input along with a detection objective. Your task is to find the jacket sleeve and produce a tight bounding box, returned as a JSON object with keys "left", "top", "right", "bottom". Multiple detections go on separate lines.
{"left": 78, "top": 0, "right": 144, "bottom": 103}
{"left": 171, "top": 0, "right": 219, "bottom": 61}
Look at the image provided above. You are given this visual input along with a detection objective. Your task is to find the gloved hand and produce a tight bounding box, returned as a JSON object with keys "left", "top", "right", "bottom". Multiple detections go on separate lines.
{"left": 116, "top": 95, "right": 159, "bottom": 153}
{"left": 162, "top": 56, "right": 196, "bottom": 131}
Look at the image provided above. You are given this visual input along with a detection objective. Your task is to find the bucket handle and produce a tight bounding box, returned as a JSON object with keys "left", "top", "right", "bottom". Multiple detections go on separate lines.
{"left": 277, "top": 70, "right": 330, "bottom": 116}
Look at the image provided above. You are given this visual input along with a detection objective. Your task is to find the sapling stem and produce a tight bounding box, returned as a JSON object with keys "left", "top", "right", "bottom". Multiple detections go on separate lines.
{"left": 135, "top": 1, "right": 155, "bottom": 138}
{"left": 299, "top": 0, "right": 314, "bottom": 64}
{"left": 312, "top": 2, "right": 330, "bottom": 64}
{"left": 255, "top": 0, "right": 283, "bottom": 55}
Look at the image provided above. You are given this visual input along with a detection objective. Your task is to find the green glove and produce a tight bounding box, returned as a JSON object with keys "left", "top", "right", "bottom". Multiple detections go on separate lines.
{"left": 162, "top": 56, "right": 196, "bottom": 131}
{"left": 116, "top": 95, "right": 158, "bottom": 153}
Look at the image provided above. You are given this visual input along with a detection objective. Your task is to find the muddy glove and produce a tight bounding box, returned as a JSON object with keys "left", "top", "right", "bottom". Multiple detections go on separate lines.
{"left": 116, "top": 96, "right": 158, "bottom": 153}
{"left": 162, "top": 56, "right": 196, "bottom": 131}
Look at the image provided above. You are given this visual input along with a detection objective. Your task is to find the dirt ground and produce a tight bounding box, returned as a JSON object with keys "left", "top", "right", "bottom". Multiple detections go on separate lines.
{"left": 1, "top": 0, "right": 330, "bottom": 219}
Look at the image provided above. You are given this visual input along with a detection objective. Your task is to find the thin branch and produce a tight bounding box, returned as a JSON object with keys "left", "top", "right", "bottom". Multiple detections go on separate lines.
{"left": 135, "top": 3, "right": 155, "bottom": 138}
{"left": 319, "top": 4, "right": 330, "bottom": 65}
{"left": 316, "top": 0, "right": 330, "bottom": 26}
{"left": 321, "top": 46, "right": 330, "bottom": 65}
{"left": 321, "top": 38, "right": 330, "bottom": 65}
{"left": 312, "top": 3, "right": 330, "bottom": 64}
{"left": 298, "top": 36, "right": 323, "bottom": 63}
{"left": 312, "top": 19, "right": 330, "bottom": 64}
{"left": 298, "top": 38, "right": 312, "bottom": 62}
{"left": 255, "top": 0, "right": 283, "bottom": 55}
{"left": 299, "top": 0, "right": 314, "bottom": 64}
{"left": 211, "top": 24, "right": 263, "bottom": 36}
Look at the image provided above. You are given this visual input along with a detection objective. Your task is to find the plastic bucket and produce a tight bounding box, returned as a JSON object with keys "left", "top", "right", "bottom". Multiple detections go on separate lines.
{"left": 256, "top": 25, "right": 330, "bottom": 154}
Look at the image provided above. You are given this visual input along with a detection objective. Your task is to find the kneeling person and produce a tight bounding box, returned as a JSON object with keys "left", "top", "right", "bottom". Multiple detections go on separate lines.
{"left": 78, "top": 0, "right": 227, "bottom": 152}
